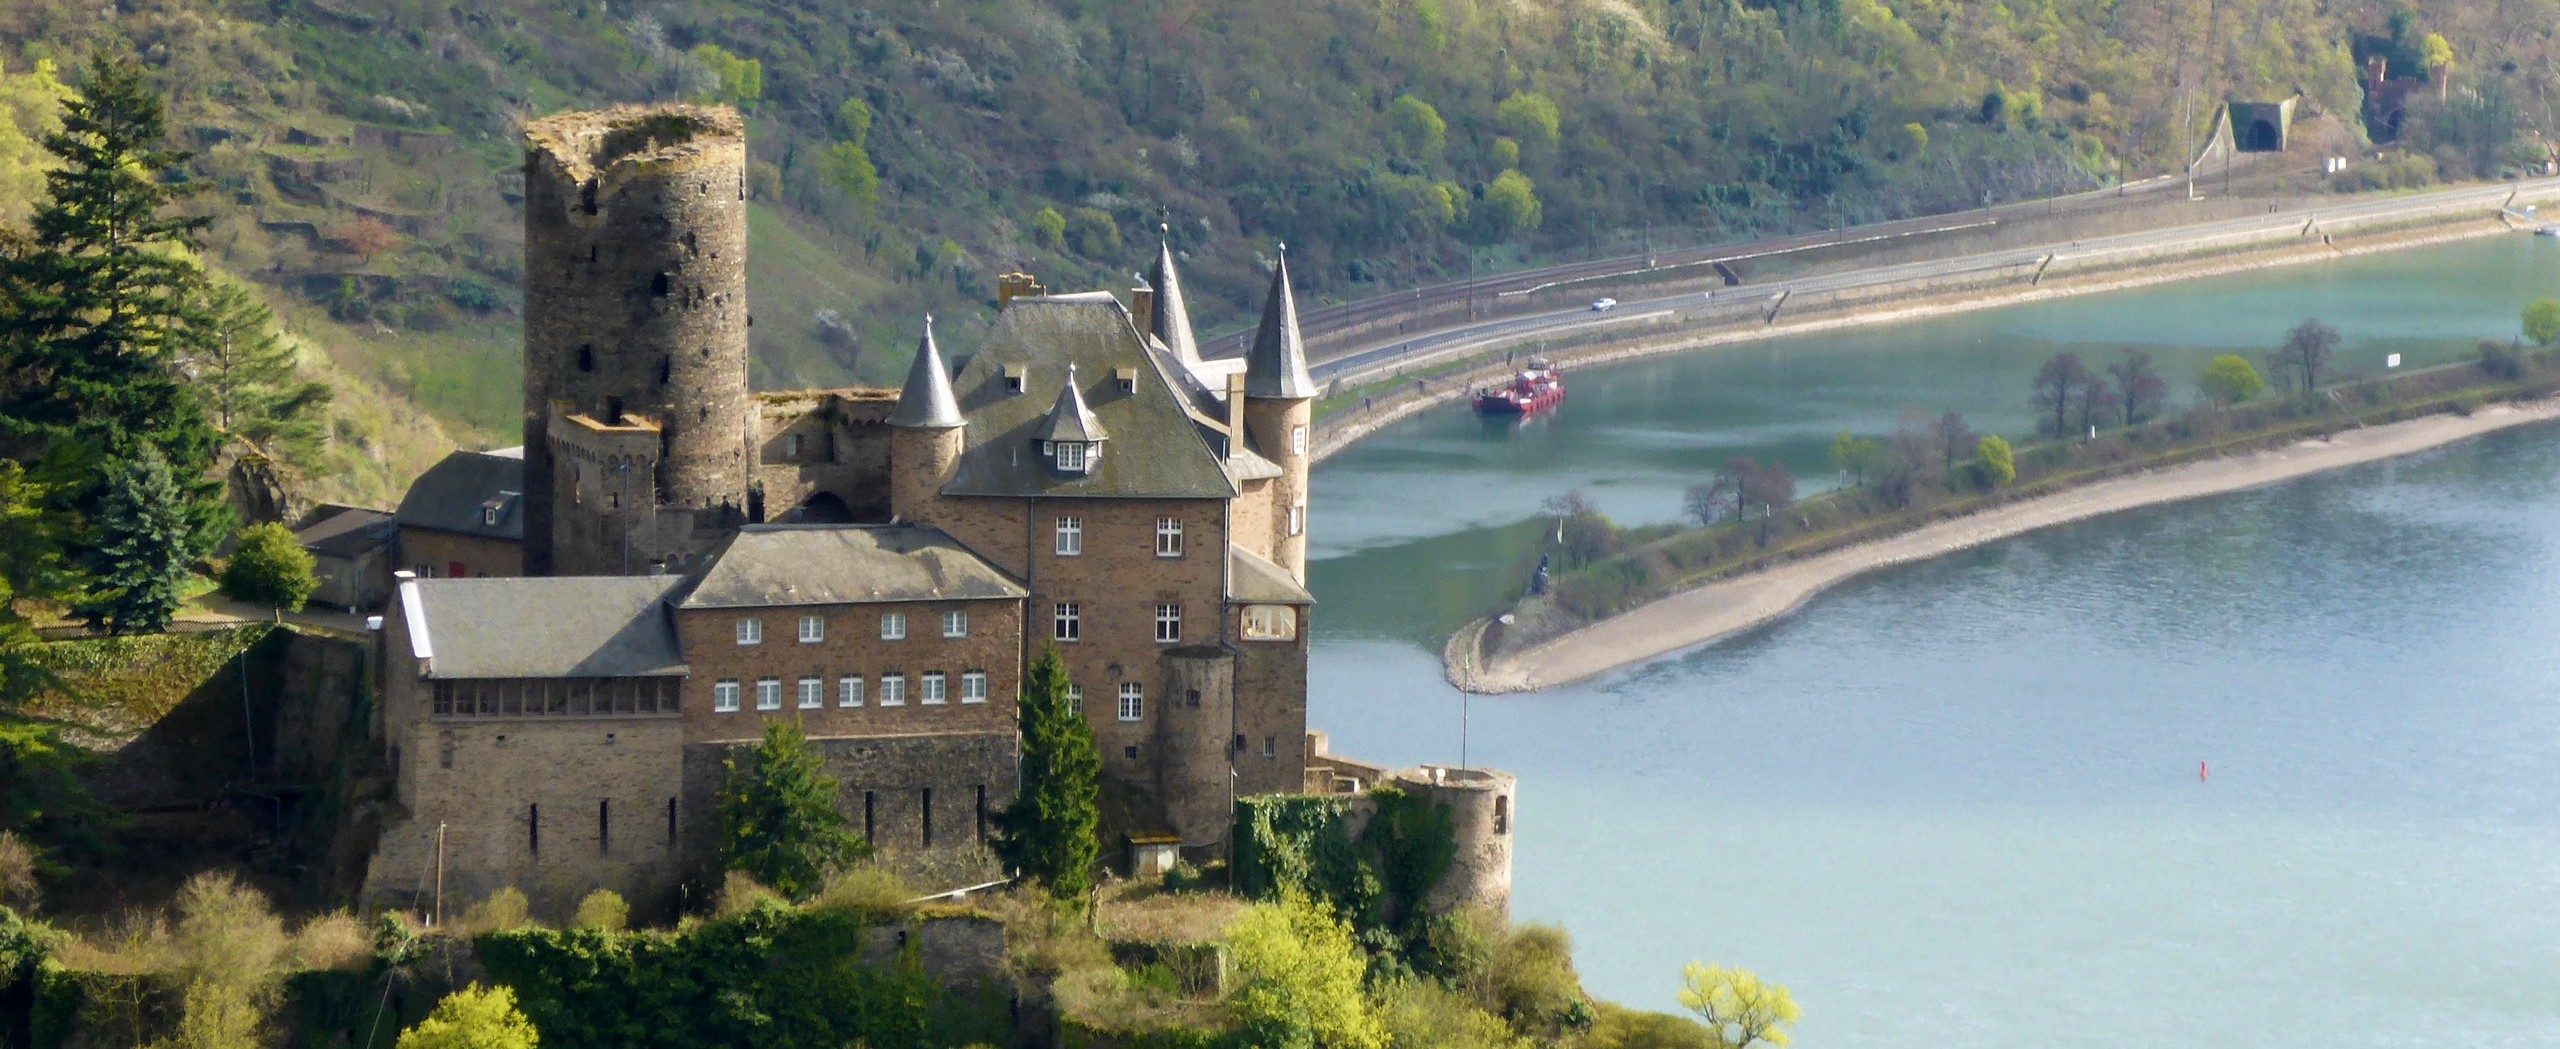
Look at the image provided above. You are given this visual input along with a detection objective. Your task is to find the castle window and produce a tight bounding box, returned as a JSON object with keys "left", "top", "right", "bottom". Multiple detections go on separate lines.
{"left": 599, "top": 799, "right": 611, "bottom": 855}
{"left": 797, "top": 615, "right": 823, "bottom": 644}
{"left": 577, "top": 344, "right": 594, "bottom": 372}
{"left": 1155, "top": 603, "right": 1181, "bottom": 644}
{"left": 736, "top": 618, "right": 763, "bottom": 646}
{"left": 839, "top": 676, "right": 864, "bottom": 707}
{"left": 1065, "top": 684, "right": 1082, "bottom": 714}
{"left": 921, "top": 672, "right": 946, "bottom": 705}
{"left": 1117, "top": 683, "right": 1144, "bottom": 722}
{"left": 1293, "top": 425, "right": 1309, "bottom": 456}
{"left": 1156, "top": 518, "right": 1183, "bottom": 558}
{"left": 667, "top": 797, "right": 678, "bottom": 845}
{"left": 863, "top": 791, "right": 876, "bottom": 841}
{"left": 785, "top": 433, "right": 803, "bottom": 459}
{"left": 658, "top": 358, "right": 671, "bottom": 385}
{"left": 1242, "top": 605, "right": 1298, "bottom": 642}
{"left": 961, "top": 671, "right": 988, "bottom": 704}
{"left": 1054, "top": 441, "right": 1086, "bottom": 473}
{"left": 1191, "top": 691, "right": 1204, "bottom": 709}
{"left": 651, "top": 273, "right": 670, "bottom": 297}
{"left": 712, "top": 679, "right": 740, "bottom": 712}
{"left": 1494, "top": 796, "right": 1510, "bottom": 835}
{"left": 755, "top": 677, "right": 782, "bottom": 711}
{"left": 941, "top": 610, "right": 967, "bottom": 638}
{"left": 529, "top": 803, "right": 540, "bottom": 856}
{"left": 1053, "top": 602, "right": 1080, "bottom": 642}
{"left": 1125, "top": 745, "right": 1140, "bottom": 760}
{"left": 1055, "top": 516, "right": 1082, "bottom": 556}
{"left": 880, "top": 673, "right": 906, "bottom": 706}
{"left": 1263, "top": 735, "right": 1278, "bottom": 758}
{"left": 798, "top": 677, "right": 823, "bottom": 709}
{"left": 1287, "top": 504, "right": 1305, "bottom": 537}
{"left": 880, "top": 613, "right": 907, "bottom": 640}
{"left": 921, "top": 787, "right": 934, "bottom": 847}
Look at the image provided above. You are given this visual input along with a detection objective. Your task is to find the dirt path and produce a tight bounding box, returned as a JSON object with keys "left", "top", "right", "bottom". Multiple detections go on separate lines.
{"left": 1454, "top": 399, "right": 2560, "bottom": 693}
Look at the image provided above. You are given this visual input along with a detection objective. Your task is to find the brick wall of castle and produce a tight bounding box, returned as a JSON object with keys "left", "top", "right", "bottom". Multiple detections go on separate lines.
{"left": 395, "top": 527, "right": 522, "bottom": 579}
{"left": 672, "top": 598, "right": 1025, "bottom": 744}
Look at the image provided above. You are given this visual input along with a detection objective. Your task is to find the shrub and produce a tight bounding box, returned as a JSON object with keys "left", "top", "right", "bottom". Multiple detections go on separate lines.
{"left": 2524, "top": 299, "right": 2560, "bottom": 347}
{"left": 288, "top": 912, "right": 373, "bottom": 971}
{"left": 715, "top": 871, "right": 783, "bottom": 917}
{"left": 1481, "top": 923, "right": 1589, "bottom": 1039}
{"left": 1227, "top": 894, "right": 1386, "bottom": 1049}
{"left": 462, "top": 887, "right": 532, "bottom": 933}
{"left": 220, "top": 522, "right": 316, "bottom": 612}
{"left": 396, "top": 984, "right": 539, "bottom": 1049}
{"left": 1974, "top": 435, "right": 2015, "bottom": 488}
{"left": 0, "top": 832, "right": 35, "bottom": 908}
{"left": 571, "top": 890, "right": 628, "bottom": 932}
{"left": 168, "top": 872, "right": 287, "bottom": 993}
{"left": 812, "top": 867, "right": 914, "bottom": 921}
{"left": 2478, "top": 339, "right": 2530, "bottom": 380}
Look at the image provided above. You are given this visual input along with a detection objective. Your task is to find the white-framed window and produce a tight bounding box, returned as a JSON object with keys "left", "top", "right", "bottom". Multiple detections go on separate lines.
{"left": 1262, "top": 735, "right": 1278, "bottom": 758}
{"left": 921, "top": 672, "right": 947, "bottom": 705}
{"left": 880, "top": 673, "right": 907, "bottom": 706}
{"left": 1287, "top": 504, "right": 1305, "bottom": 536}
{"left": 838, "top": 676, "right": 864, "bottom": 707}
{"left": 797, "top": 615, "right": 824, "bottom": 644}
{"left": 1155, "top": 603, "right": 1182, "bottom": 643}
{"left": 1292, "top": 425, "right": 1308, "bottom": 456}
{"left": 942, "top": 610, "right": 967, "bottom": 638}
{"left": 881, "top": 612, "right": 907, "bottom": 640}
{"left": 1053, "top": 602, "right": 1080, "bottom": 642}
{"left": 1156, "top": 517, "right": 1183, "bottom": 558}
{"left": 1242, "top": 605, "right": 1298, "bottom": 642}
{"left": 1055, "top": 515, "right": 1082, "bottom": 556}
{"left": 1056, "top": 441, "right": 1086, "bottom": 472}
{"left": 1117, "top": 683, "right": 1143, "bottom": 722}
{"left": 797, "top": 677, "right": 823, "bottom": 709}
{"left": 735, "top": 618, "right": 762, "bottom": 645}
{"left": 1065, "top": 684, "right": 1082, "bottom": 716}
{"left": 712, "top": 679, "right": 741, "bottom": 712}
{"left": 962, "top": 671, "right": 988, "bottom": 704}
{"left": 755, "top": 677, "right": 781, "bottom": 711}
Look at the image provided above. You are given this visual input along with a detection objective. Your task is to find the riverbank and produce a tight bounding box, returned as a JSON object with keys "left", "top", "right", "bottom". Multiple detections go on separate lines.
{"left": 1311, "top": 206, "right": 2535, "bottom": 465}
{"left": 1447, "top": 397, "right": 2560, "bottom": 692}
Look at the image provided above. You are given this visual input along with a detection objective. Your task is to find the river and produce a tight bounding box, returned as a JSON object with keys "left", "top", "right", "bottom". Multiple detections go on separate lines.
{"left": 1304, "top": 235, "right": 2560, "bottom": 1046}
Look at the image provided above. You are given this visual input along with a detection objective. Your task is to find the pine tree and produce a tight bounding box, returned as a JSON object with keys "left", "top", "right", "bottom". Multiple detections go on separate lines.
{"left": 78, "top": 447, "right": 194, "bottom": 635}
{"left": 192, "top": 282, "right": 330, "bottom": 467}
{"left": 717, "top": 719, "right": 867, "bottom": 900}
{"left": 995, "top": 644, "right": 1100, "bottom": 899}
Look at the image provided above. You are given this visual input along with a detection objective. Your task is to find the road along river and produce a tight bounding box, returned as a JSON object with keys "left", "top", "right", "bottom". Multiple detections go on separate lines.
{"left": 1304, "top": 234, "right": 2560, "bottom": 1047}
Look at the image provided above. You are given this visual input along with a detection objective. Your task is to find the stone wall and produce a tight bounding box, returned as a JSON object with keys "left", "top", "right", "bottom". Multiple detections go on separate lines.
{"left": 521, "top": 105, "right": 752, "bottom": 576}
{"left": 395, "top": 526, "right": 522, "bottom": 579}
{"left": 679, "top": 732, "right": 1019, "bottom": 875}
{"left": 755, "top": 390, "right": 896, "bottom": 523}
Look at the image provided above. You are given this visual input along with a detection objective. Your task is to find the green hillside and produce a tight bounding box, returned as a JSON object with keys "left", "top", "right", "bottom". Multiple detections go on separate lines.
{"left": 1, "top": 0, "right": 2550, "bottom": 483}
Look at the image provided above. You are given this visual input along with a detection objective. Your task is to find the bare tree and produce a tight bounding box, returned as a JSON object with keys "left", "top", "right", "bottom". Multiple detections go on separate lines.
{"left": 1891, "top": 407, "right": 1940, "bottom": 487}
{"left": 1542, "top": 490, "right": 1616, "bottom": 567}
{"left": 2268, "top": 318, "right": 2339, "bottom": 397}
{"left": 1710, "top": 456, "right": 1759, "bottom": 523}
{"left": 2107, "top": 349, "right": 2168, "bottom": 424}
{"left": 1934, "top": 411, "right": 1978, "bottom": 475}
{"left": 1682, "top": 483, "right": 1722, "bottom": 528}
{"left": 1744, "top": 462, "right": 1796, "bottom": 547}
{"left": 2077, "top": 375, "right": 2119, "bottom": 435}
{"left": 2031, "top": 352, "right": 2093, "bottom": 436}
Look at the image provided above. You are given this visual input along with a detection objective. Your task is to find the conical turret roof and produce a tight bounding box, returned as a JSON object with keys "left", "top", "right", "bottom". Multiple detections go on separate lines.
{"left": 1034, "top": 363, "right": 1108, "bottom": 443}
{"left": 886, "top": 316, "right": 963, "bottom": 428}
{"left": 1244, "top": 247, "right": 1315, "bottom": 399}
{"left": 1147, "top": 231, "right": 1202, "bottom": 367}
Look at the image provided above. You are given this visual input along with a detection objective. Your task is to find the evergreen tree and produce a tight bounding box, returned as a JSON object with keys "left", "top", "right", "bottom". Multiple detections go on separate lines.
{"left": 192, "top": 283, "right": 330, "bottom": 467}
{"left": 995, "top": 644, "right": 1100, "bottom": 899}
{"left": 78, "top": 447, "right": 194, "bottom": 634}
{"left": 0, "top": 461, "right": 65, "bottom": 709}
{"left": 717, "top": 719, "right": 866, "bottom": 900}
{"left": 0, "top": 52, "right": 216, "bottom": 467}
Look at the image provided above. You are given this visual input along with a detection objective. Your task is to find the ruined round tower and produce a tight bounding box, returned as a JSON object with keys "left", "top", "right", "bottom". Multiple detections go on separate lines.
{"left": 521, "top": 105, "right": 752, "bottom": 576}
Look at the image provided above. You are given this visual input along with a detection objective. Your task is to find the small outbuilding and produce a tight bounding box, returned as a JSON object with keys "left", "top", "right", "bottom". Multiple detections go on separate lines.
{"left": 295, "top": 506, "right": 395, "bottom": 612}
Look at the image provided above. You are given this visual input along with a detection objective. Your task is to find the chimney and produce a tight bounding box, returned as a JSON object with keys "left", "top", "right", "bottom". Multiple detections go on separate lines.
{"left": 1130, "top": 286, "right": 1156, "bottom": 329}
{"left": 997, "top": 272, "right": 1045, "bottom": 308}
{"left": 1224, "top": 372, "right": 1247, "bottom": 455}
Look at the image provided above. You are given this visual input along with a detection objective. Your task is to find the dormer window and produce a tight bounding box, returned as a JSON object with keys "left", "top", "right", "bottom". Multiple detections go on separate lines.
{"left": 1003, "top": 364, "right": 1027, "bottom": 394}
{"left": 1054, "top": 440, "right": 1088, "bottom": 473}
{"left": 1035, "top": 363, "right": 1107, "bottom": 476}
{"left": 1114, "top": 367, "right": 1137, "bottom": 394}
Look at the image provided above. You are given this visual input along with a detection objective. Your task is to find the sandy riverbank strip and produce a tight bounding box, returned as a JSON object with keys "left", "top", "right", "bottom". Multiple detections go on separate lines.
{"left": 1313, "top": 216, "right": 2521, "bottom": 465}
{"left": 1450, "top": 398, "right": 2560, "bottom": 693}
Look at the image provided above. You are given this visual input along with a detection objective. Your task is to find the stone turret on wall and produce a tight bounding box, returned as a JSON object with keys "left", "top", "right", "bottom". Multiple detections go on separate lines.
{"left": 886, "top": 317, "right": 965, "bottom": 529}
{"left": 1242, "top": 249, "right": 1316, "bottom": 580}
{"left": 521, "top": 105, "right": 753, "bottom": 576}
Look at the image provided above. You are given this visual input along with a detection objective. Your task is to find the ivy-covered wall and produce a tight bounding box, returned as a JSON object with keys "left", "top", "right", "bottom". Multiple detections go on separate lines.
{"left": 1230, "top": 787, "right": 1459, "bottom": 973}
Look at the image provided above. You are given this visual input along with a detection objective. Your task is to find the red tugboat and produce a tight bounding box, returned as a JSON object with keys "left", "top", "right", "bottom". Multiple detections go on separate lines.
{"left": 1474, "top": 357, "right": 1564, "bottom": 415}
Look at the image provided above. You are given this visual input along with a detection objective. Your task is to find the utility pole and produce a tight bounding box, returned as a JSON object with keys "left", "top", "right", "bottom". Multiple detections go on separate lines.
{"left": 433, "top": 822, "right": 447, "bottom": 927}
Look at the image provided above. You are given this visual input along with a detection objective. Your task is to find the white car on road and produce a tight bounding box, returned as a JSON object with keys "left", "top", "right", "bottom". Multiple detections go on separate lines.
{"left": 1590, "top": 297, "right": 1617, "bottom": 311}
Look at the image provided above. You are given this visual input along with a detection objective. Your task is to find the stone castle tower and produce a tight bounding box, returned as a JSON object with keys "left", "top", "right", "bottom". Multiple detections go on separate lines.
{"left": 1241, "top": 250, "right": 1317, "bottom": 578}
{"left": 520, "top": 106, "right": 754, "bottom": 576}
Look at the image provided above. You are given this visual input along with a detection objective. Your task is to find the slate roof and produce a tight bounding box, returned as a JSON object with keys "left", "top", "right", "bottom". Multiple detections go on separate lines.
{"left": 395, "top": 449, "right": 525, "bottom": 540}
{"left": 296, "top": 508, "right": 394, "bottom": 560}
{"left": 941, "top": 295, "right": 1239, "bottom": 500}
{"left": 402, "top": 575, "right": 688, "bottom": 679}
{"left": 1033, "top": 365, "right": 1107, "bottom": 443}
{"left": 886, "top": 317, "right": 963, "bottom": 428}
{"left": 1244, "top": 251, "right": 1316, "bottom": 400}
{"left": 1228, "top": 546, "right": 1316, "bottom": 605}
{"left": 681, "top": 524, "right": 1028, "bottom": 608}
{"left": 1147, "top": 236, "right": 1203, "bottom": 367}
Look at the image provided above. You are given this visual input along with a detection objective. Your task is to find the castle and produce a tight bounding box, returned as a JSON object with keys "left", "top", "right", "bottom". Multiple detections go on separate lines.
{"left": 362, "top": 104, "right": 1510, "bottom": 916}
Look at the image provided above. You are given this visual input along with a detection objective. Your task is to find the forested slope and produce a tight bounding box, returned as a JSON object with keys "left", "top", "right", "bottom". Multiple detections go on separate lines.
{"left": 1, "top": 0, "right": 2552, "bottom": 481}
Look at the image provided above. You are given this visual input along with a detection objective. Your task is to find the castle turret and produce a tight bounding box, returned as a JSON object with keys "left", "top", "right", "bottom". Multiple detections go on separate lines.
{"left": 521, "top": 105, "right": 752, "bottom": 576}
{"left": 1242, "top": 248, "right": 1316, "bottom": 578}
{"left": 1156, "top": 645, "right": 1239, "bottom": 853}
{"left": 1145, "top": 232, "right": 1202, "bottom": 368}
{"left": 888, "top": 317, "right": 965, "bottom": 527}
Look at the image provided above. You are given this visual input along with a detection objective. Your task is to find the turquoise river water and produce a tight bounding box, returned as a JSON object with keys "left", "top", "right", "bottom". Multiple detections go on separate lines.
{"left": 1304, "top": 235, "right": 2560, "bottom": 1046}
